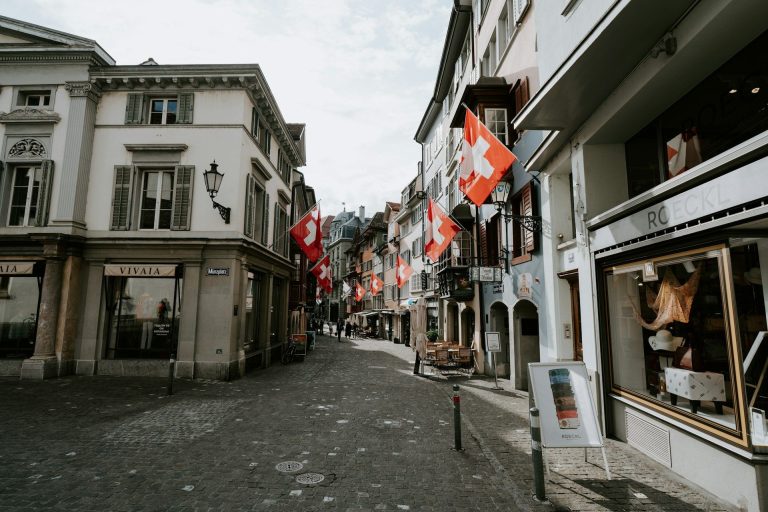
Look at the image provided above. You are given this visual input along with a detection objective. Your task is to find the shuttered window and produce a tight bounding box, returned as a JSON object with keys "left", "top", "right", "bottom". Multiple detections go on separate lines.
{"left": 244, "top": 175, "right": 255, "bottom": 238}
{"left": 510, "top": 181, "right": 536, "bottom": 264}
{"left": 7, "top": 161, "right": 53, "bottom": 227}
{"left": 262, "top": 193, "right": 270, "bottom": 245}
{"left": 171, "top": 165, "right": 194, "bottom": 230}
{"left": 110, "top": 165, "right": 135, "bottom": 230}
{"left": 34, "top": 160, "right": 54, "bottom": 227}
{"left": 124, "top": 93, "right": 193, "bottom": 124}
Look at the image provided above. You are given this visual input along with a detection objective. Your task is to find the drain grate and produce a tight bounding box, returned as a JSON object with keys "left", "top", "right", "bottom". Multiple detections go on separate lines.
{"left": 275, "top": 461, "right": 304, "bottom": 473}
{"left": 296, "top": 473, "right": 325, "bottom": 485}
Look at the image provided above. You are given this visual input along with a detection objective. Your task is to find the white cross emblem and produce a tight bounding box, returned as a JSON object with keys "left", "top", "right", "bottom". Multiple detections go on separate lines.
{"left": 303, "top": 208, "right": 319, "bottom": 246}
{"left": 431, "top": 211, "right": 445, "bottom": 246}
{"left": 317, "top": 263, "right": 330, "bottom": 281}
{"left": 470, "top": 135, "right": 495, "bottom": 180}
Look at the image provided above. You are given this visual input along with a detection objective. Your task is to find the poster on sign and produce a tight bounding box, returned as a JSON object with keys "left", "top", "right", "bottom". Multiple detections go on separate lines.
{"left": 528, "top": 362, "right": 603, "bottom": 448}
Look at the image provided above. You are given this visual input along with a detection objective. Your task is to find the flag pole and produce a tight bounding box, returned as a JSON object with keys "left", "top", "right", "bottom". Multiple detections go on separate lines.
{"left": 288, "top": 198, "right": 322, "bottom": 231}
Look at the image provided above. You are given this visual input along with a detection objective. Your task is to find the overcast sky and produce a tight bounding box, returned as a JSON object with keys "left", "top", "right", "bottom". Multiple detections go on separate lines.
{"left": 3, "top": 0, "right": 449, "bottom": 219}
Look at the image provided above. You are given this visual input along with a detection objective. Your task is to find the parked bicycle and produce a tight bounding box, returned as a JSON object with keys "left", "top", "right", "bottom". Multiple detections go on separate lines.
{"left": 281, "top": 336, "right": 297, "bottom": 365}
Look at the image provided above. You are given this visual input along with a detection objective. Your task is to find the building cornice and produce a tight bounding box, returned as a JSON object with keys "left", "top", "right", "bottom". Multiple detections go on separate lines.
{"left": 125, "top": 143, "right": 189, "bottom": 152}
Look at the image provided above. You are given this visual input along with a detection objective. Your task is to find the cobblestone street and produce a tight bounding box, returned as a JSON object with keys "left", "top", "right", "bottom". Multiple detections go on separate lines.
{"left": 0, "top": 335, "right": 736, "bottom": 512}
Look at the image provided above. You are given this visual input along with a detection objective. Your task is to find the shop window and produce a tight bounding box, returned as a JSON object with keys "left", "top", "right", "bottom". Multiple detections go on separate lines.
{"left": 105, "top": 274, "right": 182, "bottom": 360}
{"left": 244, "top": 174, "right": 268, "bottom": 244}
{"left": 0, "top": 276, "right": 39, "bottom": 358}
{"left": 124, "top": 93, "right": 193, "bottom": 124}
{"left": 6, "top": 162, "right": 54, "bottom": 228}
{"left": 109, "top": 165, "right": 194, "bottom": 231}
{"left": 604, "top": 246, "right": 743, "bottom": 437}
{"left": 625, "top": 30, "right": 768, "bottom": 197}
{"left": 244, "top": 271, "right": 264, "bottom": 354}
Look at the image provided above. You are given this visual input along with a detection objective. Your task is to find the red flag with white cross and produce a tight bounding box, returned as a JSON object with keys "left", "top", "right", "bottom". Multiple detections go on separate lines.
{"left": 395, "top": 255, "right": 413, "bottom": 289}
{"left": 355, "top": 282, "right": 366, "bottom": 302}
{"left": 310, "top": 253, "right": 332, "bottom": 293}
{"left": 370, "top": 273, "right": 384, "bottom": 296}
{"left": 425, "top": 198, "right": 461, "bottom": 263}
{"left": 289, "top": 204, "right": 323, "bottom": 262}
{"left": 459, "top": 108, "right": 517, "bottom": 206}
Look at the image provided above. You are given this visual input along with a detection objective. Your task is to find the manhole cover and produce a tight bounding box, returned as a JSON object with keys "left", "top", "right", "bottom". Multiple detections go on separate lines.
{"left": 296, "top": 473, "right": 325, "bottom": 485}
{"left": 275, "top": 461, "right": 304, "bottom": 473}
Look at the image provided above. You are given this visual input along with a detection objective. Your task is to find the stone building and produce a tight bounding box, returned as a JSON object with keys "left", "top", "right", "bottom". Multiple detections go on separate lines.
{"left": 0, "top": 16, "right": 309, "bottom": 380}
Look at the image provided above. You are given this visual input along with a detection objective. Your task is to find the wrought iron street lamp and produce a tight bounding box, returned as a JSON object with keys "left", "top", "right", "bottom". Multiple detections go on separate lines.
{"left": 491, "top": 178, "right": 542, "bottom": 273}
{"left": 202, "top": 160, "right": 231, "bottom": 224}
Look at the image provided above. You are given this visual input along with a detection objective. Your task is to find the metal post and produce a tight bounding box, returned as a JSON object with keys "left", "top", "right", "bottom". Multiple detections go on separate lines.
{"left": 492, "top": 351, "right": 502, "bottom": 390}
{"left": 503, "top": 216, "right": 510, "bottom": 274}
{"left": 167, "top": 358, "right": 175, "bottom": 396}
{"left": 529, "top": 407, "right": 546, "bottom": 501}
{"left": 453, "top": 384, "right": 462, "bottom": 451}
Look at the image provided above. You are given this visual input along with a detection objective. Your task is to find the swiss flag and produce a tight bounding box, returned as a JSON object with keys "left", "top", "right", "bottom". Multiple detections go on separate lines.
{"left": 425, "top": 198, "right": 461, "bottom": 263}
{"left": 355, "top": 282, "right": 366, "bottom": 302}
{"left": 395, "top": 255, "right": 413, "bottom": 289}
{"left": 289, "top": 204, "right": 323, "bottom": 262}
{"left": 459, "top": 108, "right": 516, "bottom": 206}
{"left": 370, "top": 273, "right": 384, "bottom": 296}
{"left": 310, "top": 254, "right": 332, "bottom": 293}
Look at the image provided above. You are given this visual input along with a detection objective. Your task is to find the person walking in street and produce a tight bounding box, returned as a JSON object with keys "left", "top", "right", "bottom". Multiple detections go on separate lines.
{"left": 345, "top": 321, "right": 352, "bottom": 339}
{"left": 337, "top": 318, "right": 343, "bottom": 342}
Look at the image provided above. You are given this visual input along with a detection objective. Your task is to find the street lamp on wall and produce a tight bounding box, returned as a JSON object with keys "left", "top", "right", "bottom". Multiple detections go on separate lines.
{"left": 491, "top": 178, "right": 542, "bottom": 273}
{"left": 202, "top": 160, "right": 231, "bottom": 224}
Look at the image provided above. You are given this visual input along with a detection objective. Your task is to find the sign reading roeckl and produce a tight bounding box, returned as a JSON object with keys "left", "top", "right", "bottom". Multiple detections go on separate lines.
{"left": 104, "top": 264, "right": 177, "bottom": 277}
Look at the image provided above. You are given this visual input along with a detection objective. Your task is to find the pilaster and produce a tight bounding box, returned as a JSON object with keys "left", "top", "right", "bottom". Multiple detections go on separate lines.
{"left": 50, "top": 81, "right": 100, "bottom": 229}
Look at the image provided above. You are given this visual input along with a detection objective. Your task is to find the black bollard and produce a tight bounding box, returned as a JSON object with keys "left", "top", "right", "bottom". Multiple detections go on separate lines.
{"left": 529, "top": 407, "right": 546, "bottom": 501}
{"left": 167, "top": 358, "right": 175, "bottom": 396}
{"left": 453, "top": 384, "right": 462, "bottom": 451}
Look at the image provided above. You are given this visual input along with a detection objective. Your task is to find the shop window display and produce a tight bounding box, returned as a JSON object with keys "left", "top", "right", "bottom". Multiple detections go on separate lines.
{"left": 605, "top": 248, "right": 739, "bottom": 431}
{"left": 105, "top": 276, "right": 181, "bottom": 359}
{"left": 0, "top": 276, "right": 39, "bottom": 358}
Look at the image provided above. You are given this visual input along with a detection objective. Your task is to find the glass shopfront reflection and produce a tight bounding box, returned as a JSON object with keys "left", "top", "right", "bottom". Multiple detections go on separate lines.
{"left": 0, "top": 273, "right": 41, "bottom": 358}
{"left": 106, "top": 274, "right": 182, "bottom": 359}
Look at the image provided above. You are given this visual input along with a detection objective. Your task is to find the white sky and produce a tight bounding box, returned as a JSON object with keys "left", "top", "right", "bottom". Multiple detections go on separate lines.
{"left": 3, "top": 0, "right": 449, "bottom": 219}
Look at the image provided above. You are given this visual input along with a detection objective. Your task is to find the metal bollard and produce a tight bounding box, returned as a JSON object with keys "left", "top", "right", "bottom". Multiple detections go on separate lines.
{"left": 529, "top": 407, "right": 546, "bottom": 501}
{"left": 453, "top": 384, "right": 462, "bottom": 451}
{"left": 167, "top": 358, "right": 175, "bottom": 396}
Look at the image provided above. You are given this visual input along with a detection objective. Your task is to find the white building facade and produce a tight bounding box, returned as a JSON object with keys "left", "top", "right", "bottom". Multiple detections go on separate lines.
{"left": 0, "top": 17, "right": 307, "bottom": 381}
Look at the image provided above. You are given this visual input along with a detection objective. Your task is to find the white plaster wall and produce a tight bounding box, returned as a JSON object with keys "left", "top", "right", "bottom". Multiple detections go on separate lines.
{"left": 532, "top": 0, "right": 616, "bottom": 84}
{"left": 87, "top": 89, "right": 290, "bottom": 239}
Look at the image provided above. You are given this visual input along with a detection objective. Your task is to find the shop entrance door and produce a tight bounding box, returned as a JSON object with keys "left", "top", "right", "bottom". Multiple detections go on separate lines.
{"left": 513, "top": 300, "right": 540, "bottom": 391}
{"left": 490, "top": 302, "right": 510, "bottom": 377}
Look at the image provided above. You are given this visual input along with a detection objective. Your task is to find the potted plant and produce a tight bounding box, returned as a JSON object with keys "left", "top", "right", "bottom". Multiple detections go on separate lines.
{"left": 426, "top": 329, "right": 439, "bottom": 343}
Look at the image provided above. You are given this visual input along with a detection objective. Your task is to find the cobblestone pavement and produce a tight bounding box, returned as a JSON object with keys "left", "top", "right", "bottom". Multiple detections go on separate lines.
{"left": 0, "top": 334, "right": 736, "bottom": 512}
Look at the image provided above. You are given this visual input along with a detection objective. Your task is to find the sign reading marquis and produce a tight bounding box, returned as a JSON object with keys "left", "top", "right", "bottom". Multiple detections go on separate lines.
{"left": 0, "top": 262, "right": 34, "bottom": 275}
{"left": 103, "top": 264, "right": 177, "bottom": 277}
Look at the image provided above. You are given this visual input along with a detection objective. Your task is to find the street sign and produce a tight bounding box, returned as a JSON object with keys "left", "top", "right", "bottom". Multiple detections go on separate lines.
{"left": 485, "top": 331, "right": 501, "bottom": 352}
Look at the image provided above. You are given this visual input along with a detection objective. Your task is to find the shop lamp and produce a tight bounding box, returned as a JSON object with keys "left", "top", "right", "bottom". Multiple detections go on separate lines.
{"left": 202, "top": 160, "right": 231, "bottom": 224}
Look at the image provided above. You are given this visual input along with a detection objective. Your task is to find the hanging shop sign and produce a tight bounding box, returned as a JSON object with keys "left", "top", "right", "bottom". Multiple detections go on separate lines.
{"left": 528, "top": 362, "right": 603, "bottom": 448}
{"left": 0, "top": 262, "right": 34, "bottom": 275}
{"left": 485, "top": 331, "right": 501, "bottom": 352}
{"left": 470, "top": 266, "right": 503, "bottom": 282}
{"left": 104, "top": 264, "right": 177, "bottom": 277}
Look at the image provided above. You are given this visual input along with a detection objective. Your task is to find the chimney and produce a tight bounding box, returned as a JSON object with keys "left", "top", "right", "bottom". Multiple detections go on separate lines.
{"left": 358, "top": 205, "right": 365, "bottom": 220}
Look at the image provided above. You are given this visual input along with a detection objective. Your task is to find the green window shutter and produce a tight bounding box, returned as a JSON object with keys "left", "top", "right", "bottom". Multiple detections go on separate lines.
{"left": 171, "top": 165, "right": 194, "bottom": 230}
{"left": 262, "top": 193, "right": 270, "bottom": 245}
{"left": 273, "top": 203, "right": 279, "bottom": 252}
{"left": 110, "top": 165, "right": 135, "bottom": 230}
{"left": 125, "top": 93, "right": 144, "bottom": 124}
{"left": 244, "top": 174, "right": 254, "bottom": 238}
{"left": 177, "top": 93, "right": 194, "bottom": 124}
{"left": 34, "top": 160, "right": 54, "bottom": 227}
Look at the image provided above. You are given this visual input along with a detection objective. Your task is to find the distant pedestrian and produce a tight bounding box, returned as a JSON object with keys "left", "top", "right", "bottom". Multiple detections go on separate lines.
{"left": 345, "top": 321, "right": 352, "bottom": 338}
{"left": 337, "top": 319, "right": 343, "bottom": 342}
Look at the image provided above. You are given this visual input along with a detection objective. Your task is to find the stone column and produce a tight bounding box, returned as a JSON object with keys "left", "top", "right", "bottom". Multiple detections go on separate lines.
{"left": 21, "top": 256, "right": 63, "bottom": 379}
{"left": 50, "top": 81, "right": 100, "bottom": 230}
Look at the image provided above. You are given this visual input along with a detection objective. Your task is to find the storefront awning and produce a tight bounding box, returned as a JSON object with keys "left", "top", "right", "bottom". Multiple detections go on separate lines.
{"left": 104, "top": 264, "right": 178, "bottom": 277}
{"left": 359, "top": 311, "right": 379, "bottom": 317}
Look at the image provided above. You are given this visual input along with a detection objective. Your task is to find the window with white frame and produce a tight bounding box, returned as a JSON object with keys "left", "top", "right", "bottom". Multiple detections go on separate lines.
{"left": 149, "top": 98, "right": 178, "bottom": 125}
{"left": 412, "top": 237, "right": 422, "bottom": 258}
{"left": 8, "top": 167, "right": 42, "bottom": 227}
{"left": 485, "top": 108, "right": 508, "bottom": 145}
{"left": 139, "top": 171, "right": 174, "bottom": 229}
{"left": 125, "top": 93, "right": 193, "bottom": 125}
{"left": 18, "top": 90, "right": 52, "bottom": 107}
